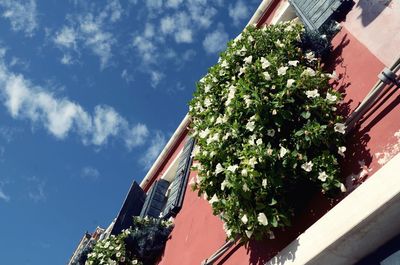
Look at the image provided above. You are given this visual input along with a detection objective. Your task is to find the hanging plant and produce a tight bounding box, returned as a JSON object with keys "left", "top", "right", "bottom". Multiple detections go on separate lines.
{"left": 188, "top": 21, "right": 346, "bottom": 241}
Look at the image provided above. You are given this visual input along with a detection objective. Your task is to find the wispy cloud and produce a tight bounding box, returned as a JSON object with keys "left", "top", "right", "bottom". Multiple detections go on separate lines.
{"left": 228, "top": 0, "right": 250, "bottom": 26}
{"left": 140, "top": 131, "right": 166, "bottom": 170}
{"left": 203, "top": 24, "right": 229, "bottom": 54}
{"left": 0, "top": 0, "right": 38, "bottom": 37}
{"left": 80, "top": 166, "right": 100, "bottom": 180}
{"left": 0, "top": 50, "right": 149, "bottom": 149}
{"left": 27, "top": 176, "right": 46, "bottom": 203}
{"left": 0, "top": 188, "right": 10, "bottom": 202}
{"left": 53, "top": 1, "right": 123, "bottom": 69}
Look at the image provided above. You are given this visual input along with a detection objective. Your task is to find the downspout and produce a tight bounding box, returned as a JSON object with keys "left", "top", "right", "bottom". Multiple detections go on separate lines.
{"left": 345, "top": 56, "right": 400, "bottom": 132}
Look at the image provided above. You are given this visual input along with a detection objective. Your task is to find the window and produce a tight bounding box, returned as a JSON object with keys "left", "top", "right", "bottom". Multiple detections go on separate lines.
{"left": 139, "top": 137, "right": 195, "bottom": 219}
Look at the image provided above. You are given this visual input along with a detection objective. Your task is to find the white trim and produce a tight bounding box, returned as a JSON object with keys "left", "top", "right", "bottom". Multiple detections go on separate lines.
{"left": 140, "top": 114, "right": 190, "bottom": 189}
{"left": 161, "top": 148, "right": 183, "bottom": 183}
{"left": 267, "top": 152, "right": 400, "bottom": 265}
{"left": 247, "top": 0, "right": 274, "bottom": 26}
{"left": 270, "top": 1, "right": 297, "bottom": 25}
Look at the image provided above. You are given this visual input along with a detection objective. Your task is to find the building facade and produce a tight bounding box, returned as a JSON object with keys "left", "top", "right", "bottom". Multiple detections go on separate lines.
{"left": 70, "top": 0, "right": 400, "bottom": 264}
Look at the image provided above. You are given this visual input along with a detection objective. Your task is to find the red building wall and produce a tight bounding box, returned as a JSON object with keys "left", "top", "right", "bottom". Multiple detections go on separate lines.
{"left": 149, "top": 1, "right": 400, "bottom": 264}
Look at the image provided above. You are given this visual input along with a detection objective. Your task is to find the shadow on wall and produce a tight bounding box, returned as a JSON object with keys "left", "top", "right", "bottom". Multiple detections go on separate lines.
{"left": 357, "top": 0, "right": 393, "bottom": 26}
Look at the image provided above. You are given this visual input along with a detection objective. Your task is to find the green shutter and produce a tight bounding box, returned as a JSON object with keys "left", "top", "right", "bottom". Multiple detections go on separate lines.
{"left": 140, "top": 179, "right": 170, "bottom": 218}
{"left": 162, "top": 137, "right": 195, "bottom": 218}
{"left": 289, "top": 0, "right": 344, "bottom": 31}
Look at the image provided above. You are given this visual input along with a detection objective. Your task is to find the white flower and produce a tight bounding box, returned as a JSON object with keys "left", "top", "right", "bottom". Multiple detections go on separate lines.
{"left": 223, "top": 223, "right": 232, "bottom": 237}
{"left": 209, "top": 194, "right": 219, "bottom": 204}
{"left": 305, "top": 51, "right": 316, "bottom": 62}
{"left": 221, "top": 60, "right": 229, "bottom": 69}
{"left": 277, "top": 66, "right": 288, "bottom": 76}
{"left": 327, "top": 71, "right": 337, "bottom": 79}
{"left": 246, "top": 121, "right": 256, "bottom": 132}
{"left": 189, "top": 177, "right": 196, "bottom": 187}
{"left": 272, "top": 109, "right": 277, "bottom": 115}
{"left": 204, "top": 98, "right": 212, "bottom": 107}
{"left": 221, "top": 179, "right": 229, "bottom": 191}
{"left": 245, "top": 230, "right": 253, "bottom": 238}
{"left": 340, "top": 183, "right": 347, "bottom": 192}
{"left": 116, "top": 252, "right": 121, "bottom": 258}
{"left": 243, "top": 183, "right": 250, "bottom": 192}
{"left": 248, "top": 157, "right": 258, "bottom": 168}
{"left": 276, "top": 39, "right": 284, "bottom": 48}
{"left": 267, "top": 129, "right": 275, "bottom": 137}
{"left": 279, "top": 146, "right": 288, "bottom": 158}
{"left": 241, "top": 168, "right": 248, "bottom": 177}
{"left": 287, "top": 79, "right": 295, "bottom": 88}
{"left": 104, "top": 242, "right": 110, "bottom": 248}
{"left": 247, "top": 35, "right": 254, "bottom": 43}
{"left": 225, "top": 85, "right": 236, "bottom": 105}
{"left": 302, "top": 67, "right": 316, "bottom": 77}
{"left": 238, "top": 66, "right": 246, "bottom": 76}
{"left": 244, "top": 55, "right": 253, "bottom": 65}
{"left": 132, "top": 260, "right": 138, "bottom": 265}
{"left": 227, "top": 164, "right": 239, "bottom": 173}
{"left": 199, "top": 128, "right": 210, "bottom": 138}
{"left": 204, "top": 85, "right": 211, "bottom": 93}
{"left": 338, "top": 146, "right": 346, "bottom": 157}
{"left": 262, "top": 179, "right": 268, "bottom": 188}
{"left": 261, "top": 57, "right": 271, "bottom": 69}
{"left": 215, "top": 163, "right": 224, "bottom": 174}
{"left": 256, "top": 138, "right": 263, "bottom": 145}
{"left": 267, "top": 148, "right": 273, "bottom": 156}
{"left": 288, "top": 60, "right": 299, "bottom": 66}
{"left": 301, "top": 161, "right": 313, "bottom": 172}
{"left": 257, "top": 213, "right": 268, "bottom": 226}
{"left": 241, "top": 214, "right": 248, "bottom": 224}
{"left": 318, "top": 171, "right": 328, "bottom": 182}
{"left": 263, "top": 71, "right": 271, "bottom": 80}
{"left": 334, "top": 123, "right": 346, "bottom": 134}
{"left": 326, "top": 93, "right": 337, "bottom": 102}
{"left": 305, "top": 89, "right": 320, "bottom": 98}
{"left": 243, "top": 95, "right": 252, "bottom": 108}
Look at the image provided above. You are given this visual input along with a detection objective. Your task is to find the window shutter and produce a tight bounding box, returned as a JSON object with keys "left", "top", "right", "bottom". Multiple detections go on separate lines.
{"left": 162, "top": 137, "right": 195, "bottom": 219}
{"left": 289, "top": 0, "right": 344, "bottom": 31}
{"left": 140, "top": 179, "right": 170, "bottom": 218}
{"left": 111, "top": 181, "right": 146, "bottom": 235}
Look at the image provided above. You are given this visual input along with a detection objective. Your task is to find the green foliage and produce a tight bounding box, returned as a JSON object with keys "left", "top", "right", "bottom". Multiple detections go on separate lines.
{"left": 85, "top": 217, "right": 173, "bottom": 265}
{"left": 188, "top": 21, "right": 346, "bottom": 241}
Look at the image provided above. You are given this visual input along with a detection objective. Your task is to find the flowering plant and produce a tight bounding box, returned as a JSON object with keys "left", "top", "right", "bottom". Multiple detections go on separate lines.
{"left": 189, "top": 21, "right": 346, "bottom": 241}
{"left": 85, "top": 217, "right": 174, "bottom": 265}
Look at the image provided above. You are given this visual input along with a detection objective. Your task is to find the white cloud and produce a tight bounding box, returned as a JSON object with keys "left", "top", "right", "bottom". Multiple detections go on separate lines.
{"left": 54, "top": 27, "right": 77, "bottom": 49}
{"left": 166, "top": 0, "right": 183, "bottom": 8}
{"left": 81, "top": 166, "right": 100, "bottom": 180}
{"left": 0, "top": 51, "right": 149, "bottom": 149}
{"left": 228, "top": 0, "right": 250, "bottom": 26}
{"left": 132, "top": 35, "right": 157, "bottom": 64}
{"left": 140, "top": 131, "right": 166, "bottom": 169}
{"left": 53, "top": 3, "right": 119, "bottom": 69}
{"left": 160, "top": 16, "right": 175, "bottom": 35}
{"left": 150, "top": 71, "right": 164, "bottom": 88}
{"left": 202, "top": 24, "right": 229, "bottom": 54}
{"left": 146, "top": 0, "right": 163, "bottom": 9}
{"left": 27, "top": 176, "right": 46, "bottom": 203}
{"left": 175, "top": 28, "right": 193, "bottom": 43}
{"left": 0, "top": 0, "right": 38, "bottom": 36}
{"left": 0, "top": 188, "right": 10, "bottom": 202}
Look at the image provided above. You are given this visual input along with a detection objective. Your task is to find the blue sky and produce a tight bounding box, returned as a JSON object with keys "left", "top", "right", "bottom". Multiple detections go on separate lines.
{"left": 0, "top": 0, "right": 259, "bottom": 264}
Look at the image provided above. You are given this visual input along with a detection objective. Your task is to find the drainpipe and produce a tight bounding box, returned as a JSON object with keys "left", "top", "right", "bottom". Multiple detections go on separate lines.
{"left": 345, "top": 56, "right": 400, "bottom": 132}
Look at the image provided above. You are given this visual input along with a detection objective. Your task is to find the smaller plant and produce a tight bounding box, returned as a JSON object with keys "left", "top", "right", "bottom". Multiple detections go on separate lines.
{"left": 85, "top": 217, "right": 174, "bottom": 265}
{"left": 125, "top": 217, "right": 174, "bottom": 265}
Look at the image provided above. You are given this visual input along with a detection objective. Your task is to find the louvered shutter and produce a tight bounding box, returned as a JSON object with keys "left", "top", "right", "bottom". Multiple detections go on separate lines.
{"left": 140, "top": 179, "right": 170, "bottom": 218}
{"left": 162, "top": 137, "right": 195, "bottom": 219}
{"left": 111, "top": 181, "right": 146, "bottom": 235}
{"left": 289, "top": 0, "right": 344, "bottom": 31}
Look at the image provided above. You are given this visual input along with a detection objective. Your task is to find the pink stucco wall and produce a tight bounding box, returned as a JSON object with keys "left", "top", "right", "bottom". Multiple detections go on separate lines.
{"left": 154, "top": 2, "right": 400, "bottom": 264}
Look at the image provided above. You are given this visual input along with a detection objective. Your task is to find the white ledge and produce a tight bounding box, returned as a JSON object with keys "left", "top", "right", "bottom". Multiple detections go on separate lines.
{"left": 267, "top": 152, "right": 400, "bottom": 265}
